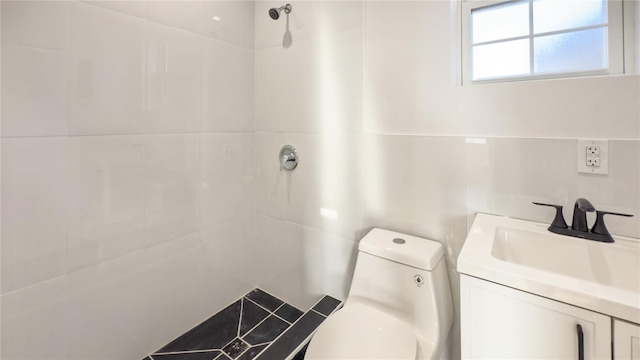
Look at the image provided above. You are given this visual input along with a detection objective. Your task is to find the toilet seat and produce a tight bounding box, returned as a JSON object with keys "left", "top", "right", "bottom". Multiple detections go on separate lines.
{"left": 305, "top": 303, "right": 417, "bottom": 360}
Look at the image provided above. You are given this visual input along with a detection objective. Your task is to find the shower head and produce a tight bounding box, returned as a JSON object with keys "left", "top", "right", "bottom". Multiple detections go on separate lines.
{"left": 269, "top": 4, "right": 292, "bottom": 20}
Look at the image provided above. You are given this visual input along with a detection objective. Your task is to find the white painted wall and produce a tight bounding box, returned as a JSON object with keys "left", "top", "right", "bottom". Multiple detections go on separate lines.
{"left": 0, "top": 2, "right": 256, "bottom": 359}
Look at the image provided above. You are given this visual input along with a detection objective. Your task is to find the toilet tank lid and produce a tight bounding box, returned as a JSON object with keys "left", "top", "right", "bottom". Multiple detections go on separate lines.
{"left": 359, "top": 228, "right": 445, "bottom": 271}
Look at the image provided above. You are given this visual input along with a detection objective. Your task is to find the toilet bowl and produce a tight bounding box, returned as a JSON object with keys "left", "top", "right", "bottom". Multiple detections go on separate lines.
{"left": 305, "top": 228, "right": 453, "bottom": 360}
{"left": 306, "top": 302, "right": 417, "bottom": 359}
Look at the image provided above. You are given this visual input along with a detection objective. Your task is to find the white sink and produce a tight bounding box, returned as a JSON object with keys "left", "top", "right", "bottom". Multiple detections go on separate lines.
{"left": 458, "top": 213, "right": 640, "bottom": 323}
{"left": 492, "top": 226, "right": 640, "bottom": 293}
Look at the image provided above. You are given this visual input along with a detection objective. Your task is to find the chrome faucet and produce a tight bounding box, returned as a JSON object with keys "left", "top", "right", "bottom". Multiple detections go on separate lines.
{"left": 533, "top": 198, "right": 633, "bottom": 243}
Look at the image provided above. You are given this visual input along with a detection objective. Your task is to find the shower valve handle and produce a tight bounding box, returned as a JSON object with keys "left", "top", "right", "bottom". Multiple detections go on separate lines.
{"left": 279, "top": 145, "right": 298, "bottom": 171}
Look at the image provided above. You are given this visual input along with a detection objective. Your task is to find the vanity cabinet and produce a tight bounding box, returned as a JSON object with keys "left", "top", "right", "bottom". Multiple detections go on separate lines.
{"left": 615, "top": 320, "right": 640, "bottom": 360}
{"left": 461, "top": 275, "right": 612, "bottom": 359}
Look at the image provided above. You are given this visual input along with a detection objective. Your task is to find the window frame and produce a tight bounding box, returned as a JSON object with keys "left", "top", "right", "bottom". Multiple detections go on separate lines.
{"left": 461, "top": 0, "right": 624, "bottom": 85}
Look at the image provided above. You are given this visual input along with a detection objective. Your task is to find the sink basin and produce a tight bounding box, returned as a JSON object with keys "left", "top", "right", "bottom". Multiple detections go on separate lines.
{"left": 458, "top": 213, "right": 640, "bottom": 323}
{"left": 492, "top": 226, "right": 640, "bottom": 293}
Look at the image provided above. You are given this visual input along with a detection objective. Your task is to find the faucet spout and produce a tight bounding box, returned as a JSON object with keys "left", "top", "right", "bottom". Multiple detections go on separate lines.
{"left": 571, "top": 198, "right": 595, "bottom": 232}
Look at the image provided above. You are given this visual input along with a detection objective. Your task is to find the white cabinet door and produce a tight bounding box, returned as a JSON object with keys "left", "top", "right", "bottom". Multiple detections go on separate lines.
{"left": 615, "top": 319, "right": 640, "bottom": 360}
{"left": 461, "top": 275, "right": 611, "bottom": 359}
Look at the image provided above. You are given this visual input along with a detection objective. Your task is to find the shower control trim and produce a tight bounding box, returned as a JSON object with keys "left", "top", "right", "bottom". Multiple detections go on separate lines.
{"left": 279, "top": 145, "right": 298, "bottom": 171}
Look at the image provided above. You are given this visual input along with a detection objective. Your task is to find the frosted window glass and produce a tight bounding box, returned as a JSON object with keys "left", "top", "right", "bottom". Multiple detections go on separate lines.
{"left": 472, "top": 1, "right": 529, "bottom": 44}
{"left": 533, "top": 0, "right": 606, "bottom": 34}
{"left": 473, "top": 39, "right": 530, "bottom": 80}
{"left": 534, "top": 27, "right": 608, "bottom": 74}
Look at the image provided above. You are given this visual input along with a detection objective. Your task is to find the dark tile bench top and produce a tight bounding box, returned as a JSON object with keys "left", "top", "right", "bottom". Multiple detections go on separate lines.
{"left": 144, "top": 289, "right": 341, "bottom": 360}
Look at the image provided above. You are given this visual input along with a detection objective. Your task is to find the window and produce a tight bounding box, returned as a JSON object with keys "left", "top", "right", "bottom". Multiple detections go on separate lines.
{"left": 461, "top": 0, "right": 624, "bottom": 84}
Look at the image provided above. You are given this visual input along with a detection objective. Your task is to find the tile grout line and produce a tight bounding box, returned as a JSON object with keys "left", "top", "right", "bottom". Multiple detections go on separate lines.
{"left": 269, "top": 300, "right": 304, "bottom": 325}
{"left": 243, "top": 295, "right": 288, "bottom": 319}
{"left": 237, "top": 297, "right": 245, "bottom": 338}
{"left": 153, "top": 349, "right": 221, "bottom": 355}
{"left": 248, "top": 341, "right": 272, "bottom": 348}
{"left": 243, "top": 296, "right": 272, "bottom": 314}
{"left": 266, "top": 297, "right": 344, "bottom": 360}
{"left": 251, "top": 297, "right": 334, "bottom": 360}
{"left": 237, "top": 297, "right": 294, "bottom": 358}
{"left": 271, "top": 312, "right": 294, "bottom": 325}
{"left": 310, "top": 308, "right": 329, "bottom": 317}
{"left": 261, "top": 303, "right": 297, "bottom": 339}
{"left": 239, "top": 299, "right": 285, "bottom": 340}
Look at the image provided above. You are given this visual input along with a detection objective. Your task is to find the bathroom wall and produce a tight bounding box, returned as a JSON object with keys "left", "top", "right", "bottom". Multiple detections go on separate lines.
{"left": 254, "top": 0, "right": 365, "bottom": 310}
{"left": 0, "top": 2, "right": 256, "bottom": 359}
{"left": 254, "top": 0, "right": 640, "bottom": 357}
{"left": 1, "top": 1, "right": 638, "bottom": 359}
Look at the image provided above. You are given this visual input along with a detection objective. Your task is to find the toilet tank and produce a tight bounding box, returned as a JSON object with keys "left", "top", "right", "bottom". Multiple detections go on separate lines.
{"left": 347, "top": 228, "right": 454, "bottom": 356}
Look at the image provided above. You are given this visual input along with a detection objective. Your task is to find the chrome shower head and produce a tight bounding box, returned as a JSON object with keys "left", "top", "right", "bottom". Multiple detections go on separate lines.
{"left": 269, "top": 4, "right": 292, "bottom": 20}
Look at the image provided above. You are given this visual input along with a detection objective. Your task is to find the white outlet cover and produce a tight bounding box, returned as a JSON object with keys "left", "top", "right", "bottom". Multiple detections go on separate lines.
{"left": 577, "top": 139, "right": 609, "bottom": 175}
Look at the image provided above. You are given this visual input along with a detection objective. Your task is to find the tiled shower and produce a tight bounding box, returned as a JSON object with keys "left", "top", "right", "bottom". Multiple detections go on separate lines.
{"left": 1, "top": 1, "right": 639, "bottom": 360}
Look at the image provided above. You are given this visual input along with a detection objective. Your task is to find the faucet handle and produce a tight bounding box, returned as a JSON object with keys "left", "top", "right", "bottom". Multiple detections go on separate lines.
{"left": 591, "top": 210, "right": 634, "bottom": 236}
{"left": 533, "top": 202, "right": 568, "bottom": 229}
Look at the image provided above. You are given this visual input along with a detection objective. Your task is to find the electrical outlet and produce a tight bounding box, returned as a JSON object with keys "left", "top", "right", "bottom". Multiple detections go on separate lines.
{"left": 578, "top": 139, "right": 608, "bottom": 174}
{"left": 586, "top": 146, "right": 600, "bottom": 156}
{"left": 586, "top": 145, "right": 600, "bottom": 167}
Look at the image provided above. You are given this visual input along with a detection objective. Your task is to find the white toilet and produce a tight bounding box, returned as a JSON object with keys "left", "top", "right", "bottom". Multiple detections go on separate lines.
{"left": 305, "top": 228, "right": 454, "bottom": 360}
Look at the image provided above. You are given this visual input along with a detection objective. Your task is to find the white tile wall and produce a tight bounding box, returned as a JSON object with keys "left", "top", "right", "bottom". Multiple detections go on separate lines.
{"left": 200, "top": 1, "right": 255, "bottom": 48}
{"left": 1, "top": 1, "right": 70, "bottom": 137}
{"left": 67, "top": 135, "right": 146, "bottom": 273}
{"left": 254, "top": 3, "right": 639, "bottom": 360}
{"left": 255, "top": 28, "right": 363, "bottom": 133}
{"left": 201, "top": 38, "right": 254, "bottom": 132}
{"left": 254, "top": 1, "right": 363, "bottom": 50}
{"left": 63, "top": 236, "right": 205, "bottom": 360}
{"left": 199, "top": 215, "right": 257, "bottom": 305}
{"left": 1, "top": 1, "right": 69, "bottom": 50}
{"left": 145, "top": 1, "right": 202, "bottom": 35}
{"left": 281, "top": 133, "right": 364, "bottom": 240}
{"left": 467, "top": 138, "right": 640, "bottom": 239}
{"left": 1, "top": 44, "right": 69, "bottom": 137}
{"left": 255, "top": 214, "right": 357, "bottom": 310}
{"left": 69, "top": 2, "right": 147, "bottom": 136}
{"left": 1, "top": 234, "right": 219, "bottom": 360}
{"left": 200, "top": 132, "right": 256, "bottom": 228}
{"left": 2, "top": 287, "right": 68, "bottom": 359}
{"left": 360, "top": 134, "right": 468, "bottom": 268}
{"left": 255, "top": 131, "right": 287, "bottom": 219}
{"left": 466, "top": 138, "right": 567, "bottom": 226}
{"left": 1, "top": 1, "right": 256, "bottom": 359}
{"left": 1, "top": 138, "right": 69, "bottom": 294}
{"left": 2, "top": 1, "right": 639, "bottom": 360}
{"left": 363, "top": 1, "right": 640, "bottom": 140}
{"left": 144, "top": 134, "right": 199, "bottom": 248}
{"left": 145, "top": 23, "right": 202, "bottom": 133}
{"left": 80, "top": 0, "right": 147, "bottom": 19}
{"left": 363, "top": 0, "right": 453, "bottom": 136}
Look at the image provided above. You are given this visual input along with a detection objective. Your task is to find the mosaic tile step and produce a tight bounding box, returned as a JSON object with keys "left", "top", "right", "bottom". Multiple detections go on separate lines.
{"left": 143, "top": 289, "right": 341, "bottom": 360}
